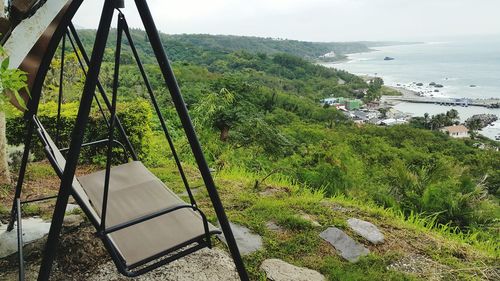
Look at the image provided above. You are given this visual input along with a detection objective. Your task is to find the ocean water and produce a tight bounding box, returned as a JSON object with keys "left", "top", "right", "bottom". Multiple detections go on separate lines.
{"left": 326, "top": 37, "right": 500, "bottom": 140}
{"left": 329, "top": 38, "right": 500, "bottom": 99}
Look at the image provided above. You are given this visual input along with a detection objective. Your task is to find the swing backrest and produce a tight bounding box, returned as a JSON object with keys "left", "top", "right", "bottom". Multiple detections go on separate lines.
{"left": 34, "top": 117, "right": 101, "bottom": 223}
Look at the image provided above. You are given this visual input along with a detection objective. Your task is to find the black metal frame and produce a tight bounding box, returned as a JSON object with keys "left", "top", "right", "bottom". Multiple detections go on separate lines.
{"left": 6, "top": 0, "right": 249, "bottom": 280}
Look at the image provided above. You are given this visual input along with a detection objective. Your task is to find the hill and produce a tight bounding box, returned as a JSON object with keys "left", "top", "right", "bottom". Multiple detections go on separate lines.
{"left": 76, "top": 29, "right": 373, "bottom": 62}
{"left": 1, "top": 30, "right": 499, "bottom": 280}
{"left": 0, "top": 161, "right": 498, "bottom": 280}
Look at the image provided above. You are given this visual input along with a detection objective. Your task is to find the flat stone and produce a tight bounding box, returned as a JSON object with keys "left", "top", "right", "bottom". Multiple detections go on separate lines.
{"left": 319, "top": 227, "right": 369, "bottom": 262}
{"left": 66, "top": 203, "right": 80, "bottom": 214}
{"left": 347, "top": 218, "right": 384, "bottom": 244}
{"left": 261, "top": 259, "right": 325, "bottom": 281}
{"left": 90, "top": 248, "right": 239, "bottom": 281}
{"left": 63, "top": 214, "right": 84, "bottom": 228}
{"left": 218, "top": 222, "right": 263, "bottom": 255}
{"left": 266, "top": 221, "right": 284, "bottom": 232}
{"left": 300, "top": 213, "right": 321, "bottom": 227}
{"left": 0, "top": 218, "right": 51, "bottom": 258}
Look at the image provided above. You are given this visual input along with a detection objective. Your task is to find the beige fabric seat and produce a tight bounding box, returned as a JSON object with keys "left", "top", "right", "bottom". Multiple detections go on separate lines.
{"left": 78, "top": 161, "right": 217, "bottom": 267}
{"left": 36, "top": 118, "right": 218, "bottom": 268}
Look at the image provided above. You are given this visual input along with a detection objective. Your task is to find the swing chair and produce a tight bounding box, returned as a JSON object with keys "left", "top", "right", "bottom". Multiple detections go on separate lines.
{"left": 2, "top": 0, "right": 249, "bottom": 280}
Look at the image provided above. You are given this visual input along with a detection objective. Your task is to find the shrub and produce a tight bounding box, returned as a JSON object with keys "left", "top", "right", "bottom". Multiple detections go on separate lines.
{"left": 6, "top": 100, "right": 153, "bottom": 164}
{"left": 7, "top": 144, "right": 34, "bottom": 169}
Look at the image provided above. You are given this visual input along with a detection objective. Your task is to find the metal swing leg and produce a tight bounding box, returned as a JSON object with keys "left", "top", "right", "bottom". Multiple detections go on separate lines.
{"left": 37, "top": 1, "right": 116, "bottom": 280}
{"left": 6, "top": 120, "right": 35, "bottom": 232}
{"left": 133, "top": 0, "right": 249, "bottom": 279}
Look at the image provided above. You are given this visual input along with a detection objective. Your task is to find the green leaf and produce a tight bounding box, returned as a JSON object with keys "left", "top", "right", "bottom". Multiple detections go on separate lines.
{"left": 1, "top": 57, "right": 9, "bottom": 71}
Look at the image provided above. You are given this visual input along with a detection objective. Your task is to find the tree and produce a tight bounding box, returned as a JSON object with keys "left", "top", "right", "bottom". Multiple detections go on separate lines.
{"left": 0, "top": 46, "right": 29, "bottom": 185}
{"left": 466, "top": 118, "right": 482, "bottom": 134}
{"left": 364, "top": 77, "right": 383, "bottom": 102}
{"left": 193, "top": 88, "right": 238, "bottom": 141}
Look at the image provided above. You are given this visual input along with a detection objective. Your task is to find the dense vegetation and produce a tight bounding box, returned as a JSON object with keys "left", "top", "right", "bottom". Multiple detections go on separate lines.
{"left": 76, "top": 30, "right": 371, "bottom": 63}
{"left": 5, "top": 31, "right": 499, "bottom": 261}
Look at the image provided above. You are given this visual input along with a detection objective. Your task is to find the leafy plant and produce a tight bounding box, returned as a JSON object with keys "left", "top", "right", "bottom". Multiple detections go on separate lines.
{"left": 0, "top": 46, "right": 29, "bottom": 110}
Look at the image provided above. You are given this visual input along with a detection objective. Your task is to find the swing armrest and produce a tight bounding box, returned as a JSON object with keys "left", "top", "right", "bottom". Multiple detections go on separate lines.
{"left": 60, "top": 139, "right": 130, "bottom": 161}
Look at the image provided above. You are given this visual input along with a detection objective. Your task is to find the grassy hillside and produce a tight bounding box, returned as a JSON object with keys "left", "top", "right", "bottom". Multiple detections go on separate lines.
{"left": 1, "top": 30, "right": 499, "bottom": 280}
{"left": 1, "top": 161, "right": 498, "bottom": 280}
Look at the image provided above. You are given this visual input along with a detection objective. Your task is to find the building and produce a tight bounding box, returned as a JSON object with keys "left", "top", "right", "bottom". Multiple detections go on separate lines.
{"left": 320, "top": 97, "right": 363, "bottom": 110}
{"left": 378, "top": 118, "right": 408, "bottom": 126}
{"left": 440, "top": 125, "right": 469, "bottom": 138}
{"left": 345, "top": 99, "right": 362, "bottom": 110}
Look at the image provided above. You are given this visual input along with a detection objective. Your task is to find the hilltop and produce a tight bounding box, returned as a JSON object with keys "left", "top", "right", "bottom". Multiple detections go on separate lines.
{"left": 75, "top": 30, "right": 381, "bottom": 62}
{"left": 1, "top": 30, "right": 499, "bottom": 280}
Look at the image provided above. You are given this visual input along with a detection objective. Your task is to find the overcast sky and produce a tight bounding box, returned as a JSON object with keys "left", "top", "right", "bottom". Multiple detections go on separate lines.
{"left": 73, "top": 0, "right": 500, "bottom": 42}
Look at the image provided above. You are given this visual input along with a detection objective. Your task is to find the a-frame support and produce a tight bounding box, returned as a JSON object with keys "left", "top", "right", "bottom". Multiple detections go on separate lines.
{"left": 7, "top": 0, "right": 249, "bottom": 280}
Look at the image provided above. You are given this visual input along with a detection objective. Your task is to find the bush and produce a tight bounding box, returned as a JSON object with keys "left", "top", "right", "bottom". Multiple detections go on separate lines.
{"left": 6, "top": 100, "right": 153, "bottom": 164}
{"left": 7, "top": 144, "right": 34, "bottom": 169}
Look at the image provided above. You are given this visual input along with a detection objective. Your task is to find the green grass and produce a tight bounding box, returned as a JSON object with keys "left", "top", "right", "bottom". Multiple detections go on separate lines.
{"left": 380, "top": 86, "right": 403, "bottom": 96}
{"left": 204, "top": 166, "right": 499, "bottom": 280}
{"left": 4, "top": 161, "right": 497, "bottom": 280}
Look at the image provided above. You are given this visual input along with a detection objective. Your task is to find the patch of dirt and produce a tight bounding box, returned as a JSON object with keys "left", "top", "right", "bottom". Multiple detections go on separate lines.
{"left": 0, "top": 222, "right": 110, "bottom": 280}
{"left": 388, "top": 253, "right": 451, "bottom": 280}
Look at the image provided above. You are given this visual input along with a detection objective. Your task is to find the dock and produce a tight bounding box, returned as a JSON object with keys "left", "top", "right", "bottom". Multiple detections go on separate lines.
{"left": 383, "top": 96, "right": 500, "bottom": 108}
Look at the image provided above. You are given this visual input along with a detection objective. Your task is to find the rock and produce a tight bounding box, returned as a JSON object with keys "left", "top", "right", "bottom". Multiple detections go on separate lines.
{"left": 0, "top": 218, "right": 50, "bottom": 258}
{"left": 466, "top": 114, "right": 498, "bottom": 129}
{"left": 429, "top": 82, "right": 436, "bottom": 86}
{"left": 300, "top": 213, "right": 321, "bottom": 227}
{"left": 63, "top": 214, "right": 84, "bottom": 228}
{"left": 66, "top": 203, "right": 80, "bottom": 214}
{"left": 266, "top": 221, "right": 284, "bottom": 232}
{"left": 387, "top": 253, "right": 450, "bottom": 279}
{"left": 435, "top": 84, "right": 444, "bottom": 88}
{"left": 87, "top": 248, "right": 239, "bottom": 281}
{"left": 319, "top": 227, "right": 369, "bottom": 262}
{"left": 347, "top": 218, "right": 384, "bottom": 244}
{"left": 384, "top": 57, "right": 395, "bottom": 61}
{"left": 470, "top": 84, "right": 477, "bottom": 88}
{"left": 261, "top": 259, "right": 325, "bottom": 281}
{"left": 218, "top": 222, "right": 263, "bottom": 255}
{"left": 416, "top": 83, "right": 423, "bottom": 86}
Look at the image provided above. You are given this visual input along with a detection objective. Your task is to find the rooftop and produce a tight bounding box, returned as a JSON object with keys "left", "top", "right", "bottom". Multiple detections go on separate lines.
{"left": 440, "top": 125, "right": 469, "bottom": 133}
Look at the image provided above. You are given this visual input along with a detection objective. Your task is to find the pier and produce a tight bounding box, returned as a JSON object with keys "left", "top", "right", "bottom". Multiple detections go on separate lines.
{"left": 383, "top": 96, "right": 500, "bottom": 108}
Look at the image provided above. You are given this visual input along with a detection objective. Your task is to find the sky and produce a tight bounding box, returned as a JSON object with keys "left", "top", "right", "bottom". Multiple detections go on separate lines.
{"left": 73, "top": 0, "right": 500, "bottom": 42}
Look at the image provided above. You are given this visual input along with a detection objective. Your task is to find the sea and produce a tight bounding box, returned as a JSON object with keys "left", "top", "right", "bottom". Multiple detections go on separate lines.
{"left": 325, "top": 36, "right": 500, "bottom": 140}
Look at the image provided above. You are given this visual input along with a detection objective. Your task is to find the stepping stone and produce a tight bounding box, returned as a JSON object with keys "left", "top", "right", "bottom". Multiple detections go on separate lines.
{"left": 319, "top": 227, "right": 369, "bottom": 262}
{"left": 66, "top": 203, "right": 80, "bottom": 214}
{"left": 300, "top": 213, "right": 321, "bottom": 227}
{"left": 217, "top": 222, "right": 263, "bottom": 255}
{"left": 266, "top": 221, "right": 284, "bottom": 232}
{"left": 0, "top": 218, "right": 50, "bottom": 258}
{"left": 261, "top": 259, "right": 325, "bottom": 281}
{"left": 63, "top": 214, "right": 84, "bottom": 228}
{"left": 347, "top": 218, "right": 384, "bottom": 244}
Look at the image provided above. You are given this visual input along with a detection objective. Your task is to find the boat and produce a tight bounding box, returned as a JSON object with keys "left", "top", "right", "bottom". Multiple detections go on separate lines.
{"left": 384, "top": 56, "right": 395, "bottom": 61}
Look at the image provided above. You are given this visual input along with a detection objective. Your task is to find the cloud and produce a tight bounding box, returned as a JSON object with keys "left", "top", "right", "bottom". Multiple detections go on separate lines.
{"left": 72, "top": 0, "right": 500, "bottom": 41}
